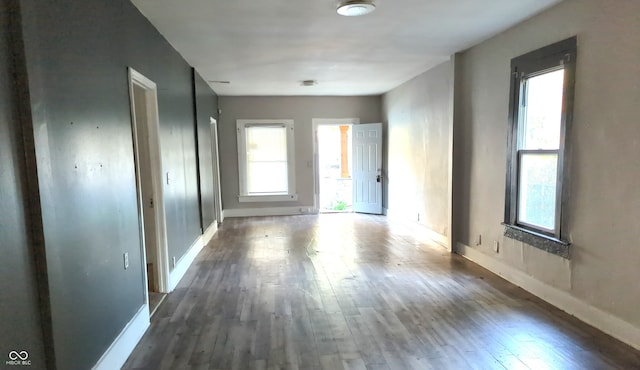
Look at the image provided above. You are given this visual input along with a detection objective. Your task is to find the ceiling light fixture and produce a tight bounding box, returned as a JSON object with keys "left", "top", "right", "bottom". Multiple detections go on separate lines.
{"left": 337, "top": 0, "right": 376, "bottom": 17}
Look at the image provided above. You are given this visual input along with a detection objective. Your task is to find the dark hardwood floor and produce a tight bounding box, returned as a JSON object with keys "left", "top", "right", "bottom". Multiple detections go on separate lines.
{"left": 123, "top": 214, "right": 640, "bottom": 370}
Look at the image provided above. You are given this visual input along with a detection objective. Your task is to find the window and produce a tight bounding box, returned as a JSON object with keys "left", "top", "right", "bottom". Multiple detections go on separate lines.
{"left": 236, "top": 119, "right": 297, "bottom": 202}
{"left": 504, "top": 37, "right": 576, "bottom": 257}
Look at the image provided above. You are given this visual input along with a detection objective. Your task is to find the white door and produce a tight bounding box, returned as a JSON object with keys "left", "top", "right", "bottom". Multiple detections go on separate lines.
{"left": 352, "top": 123, "right": 382, "bottom": 214}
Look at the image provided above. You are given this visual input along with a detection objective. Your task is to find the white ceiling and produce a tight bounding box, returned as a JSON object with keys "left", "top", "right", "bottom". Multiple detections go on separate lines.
{"left": 131, "top": 0, "right": 562, "bottom": 96}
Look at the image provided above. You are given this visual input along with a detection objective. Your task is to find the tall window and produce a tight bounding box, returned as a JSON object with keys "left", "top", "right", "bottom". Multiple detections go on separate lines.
{"left": 504, "top": 37, "right": 576, "bottom": 255}
{"left": 237, "top": 120, "right": 297, "bottom": 202}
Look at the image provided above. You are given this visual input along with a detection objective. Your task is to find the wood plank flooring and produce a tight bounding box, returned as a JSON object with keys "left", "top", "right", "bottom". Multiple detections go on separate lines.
{"left": 123, "top": 214, "right": 640, "bottom": 370}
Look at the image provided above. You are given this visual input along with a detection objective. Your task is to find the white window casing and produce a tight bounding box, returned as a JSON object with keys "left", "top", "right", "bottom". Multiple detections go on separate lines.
{"left": 236, "top": 119, "right": 297, "bottom": 202}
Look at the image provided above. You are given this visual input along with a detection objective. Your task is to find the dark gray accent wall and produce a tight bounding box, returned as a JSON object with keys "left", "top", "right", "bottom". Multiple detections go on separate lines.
{"left": 193, "top": 71, "right": 219, "bottom": 230}
{"left": 14, "top": 0, "right": 215, "bottom": 368}
{"left": 0, "top": 1, "right": 47, "bottom": 368}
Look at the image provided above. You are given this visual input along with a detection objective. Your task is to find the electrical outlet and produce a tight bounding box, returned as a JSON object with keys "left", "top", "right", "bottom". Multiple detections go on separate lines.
{"left": 493, "top": 241, "right": 500, "bottom": 253}
{"left": 123, "top": 252, "right": 129, "bottom": 269}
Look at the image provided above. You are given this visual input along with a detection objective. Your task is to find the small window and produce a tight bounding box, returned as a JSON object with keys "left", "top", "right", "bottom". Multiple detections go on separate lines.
{"left": 504, "top": 37, "right": 576, "bottom": 256}
{"left": 237, "top": 119, "right": 297, "bottom": 202}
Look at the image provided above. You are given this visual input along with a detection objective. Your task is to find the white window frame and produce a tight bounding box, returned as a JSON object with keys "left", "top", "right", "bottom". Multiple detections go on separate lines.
{"left": 236, "top": 119, "right": 297, "bottom": 202}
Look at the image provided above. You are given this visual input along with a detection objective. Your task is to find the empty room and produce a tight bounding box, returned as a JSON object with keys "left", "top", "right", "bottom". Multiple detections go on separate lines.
{"left": 2, "top": 0, "right": 639, "bottom": 369}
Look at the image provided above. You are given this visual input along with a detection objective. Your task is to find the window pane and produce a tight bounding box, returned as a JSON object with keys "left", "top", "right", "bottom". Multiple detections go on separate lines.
{"left": 521, "top": 69, "right": 564, "bottom": 150}
{"left": 246, "top": 126, "right": 286, "bottom": 161}
{"left": 518, "top": 153, "right": 558, "bottom": 230}
{"left": 247, "top": 162, "right": 288, "bottom": 194}
{"left": 245, "top": 125, "right": 288, "bottom": 194}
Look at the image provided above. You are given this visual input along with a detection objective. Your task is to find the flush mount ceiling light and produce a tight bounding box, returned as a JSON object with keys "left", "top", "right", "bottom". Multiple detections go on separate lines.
{"left": 337, "top": 0, "right": 376, "bottom": 16}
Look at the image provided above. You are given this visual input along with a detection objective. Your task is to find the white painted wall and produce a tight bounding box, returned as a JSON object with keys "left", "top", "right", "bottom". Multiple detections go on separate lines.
{"left": 218, "top": 96, "right": 382, "bottom": 214}
{"left": 382, "top": 60, "right": 453, "bottom": 245}
{"left": 453, "top": 0, "right": 640, "bottom": 347}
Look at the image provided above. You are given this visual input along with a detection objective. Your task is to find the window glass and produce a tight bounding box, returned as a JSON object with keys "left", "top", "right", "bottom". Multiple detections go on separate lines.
{"left": 246, "top": 126, "right": 288, "bottom": 194}
{"left": 521, "top": 69, "right": 564, "bottom": 150}
{"left": 236, "top": 119, "right": 296, "bottom": 202}
{"left": 505, "top": 36, "right": 576, "bottom": 251}
{"left": 518, "top": 152, "right": 558, "bottom": 230}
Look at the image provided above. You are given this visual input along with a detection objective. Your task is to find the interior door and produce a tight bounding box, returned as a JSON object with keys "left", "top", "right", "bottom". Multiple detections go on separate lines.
{"left": 352, "top": 123, "right": 383, "bottom": 214}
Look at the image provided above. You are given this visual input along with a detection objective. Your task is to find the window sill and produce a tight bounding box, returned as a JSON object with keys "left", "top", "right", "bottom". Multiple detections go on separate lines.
{"left": 238, "top": 194, "right": 298, "bottom": 203}
{"left": 502, "top": 223, "right": 570, "bottom": 259}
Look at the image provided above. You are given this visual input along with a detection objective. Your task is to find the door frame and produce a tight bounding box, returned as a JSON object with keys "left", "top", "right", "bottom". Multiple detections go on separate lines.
{"left": 128, "top": 67, "right": 170, "bottom": 296}
{"left": 210, "top": 117, "right": 224, "bottom": 223}
{"left": 312, "top": 118, "right": 360, "bottom": 212}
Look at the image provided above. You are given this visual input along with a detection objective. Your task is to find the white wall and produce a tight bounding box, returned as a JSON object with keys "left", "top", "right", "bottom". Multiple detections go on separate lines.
{"left": 218, "top": 96, "right": 382, "bottom": 215}
{"left": 382, "top": 60, "right": 453, "bottom": 246}
{"left": 453, "top": 0, "right": 640, "bottom": 348}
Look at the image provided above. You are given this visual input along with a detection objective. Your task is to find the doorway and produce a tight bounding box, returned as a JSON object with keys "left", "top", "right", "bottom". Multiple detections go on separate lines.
{"left": 314, "top": 119, "right": 383, "bottom": 215}
{"left": 317, "top": 124, "right": 353, "bottom": 212}
{"left": 128, "top": 68, "right": 170, "bottom": 316}
{"left": 210, "top": 117, "right": 223, "bottom": 224}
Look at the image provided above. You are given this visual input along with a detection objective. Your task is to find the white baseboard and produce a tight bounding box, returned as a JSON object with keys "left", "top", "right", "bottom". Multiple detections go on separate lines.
{"left": 169, "top": 236, "right": 205, "bottom": 291}
{"left": 202, "top": 221, "right": 218, "bottom": 245}
{"left": 386, "top": 208, "right": 448, "bottom": 248}
{"left": 92, "top": 305, "right": 150, "bottom": 370}
{"left": 223, "top": 206, "right": 317, "bottom": 218}
{"left": 423, "top": 228, "right": 448, "bottom": 248}
{"left": 94, "top": 225, "right": 220, "bottom": 370}
{"left": 456, "top": 242, "right": 640, "bottom": 351}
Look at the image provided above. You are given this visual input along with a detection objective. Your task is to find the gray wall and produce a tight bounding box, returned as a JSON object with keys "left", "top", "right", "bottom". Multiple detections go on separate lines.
{"left": 218, "top": 96, "right": 382, "bottom": 212}
{"left": 194, "top": 70, "right": 219, "bottom": 230}
{"left": 12, "top": 0, "right": 219, "bottom": 368}
{"left": 382, "top": 60, "right": 453, "bottom": 239}
{"left": 453, "top": 0, "right": 640, "bottom": 329}
{"left": 0, "top": 1, "right": 47, "bottom": 368}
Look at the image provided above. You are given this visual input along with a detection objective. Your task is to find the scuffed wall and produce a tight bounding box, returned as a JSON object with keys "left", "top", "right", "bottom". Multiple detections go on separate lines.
{"left": 383, "top": 60, "right": 453, "bottom": 241}
{"left": 454, "top": 0, "right": 640, "bottom": 335}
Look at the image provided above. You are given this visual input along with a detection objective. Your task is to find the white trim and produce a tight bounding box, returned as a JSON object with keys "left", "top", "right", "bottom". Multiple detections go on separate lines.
{"left": 167, "top": 221, "right": 219, "bottom": 292}
{"left": 312, "top": 118, "right": 360, "bottom": 211}
{"left": 386, "top": 208, "right": 448, "bottom": 247}
{"left": 239, "top": 193, "right": 299, "bottom": 203}
{"left": 224, "top": 206, "right": 317, "bottom": 218}
{"left": 92, "top": 305, "right": 150, "bottom": 370}
{"left": 202, "top": 221, "right": 218, "bottom": 246}
{"left": 167, "top": 220, "right": 222, "bottom": 291}
{"left": 456, "top": 242, "right": 640, "bottom": 351}
{"left": 423, "top": 228, "right": 448, "bottom": 248}
{"left": 236, "top": 119, "right": 296, "bottom": 200}
{"left": 210, "top": 117, "right": 224, "bottom": 224}
{"left": 128, "top": 68, "right": 171, "bottom": 294}
{"left": 168, "top": 236, "right": 205, "bottom": 291}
